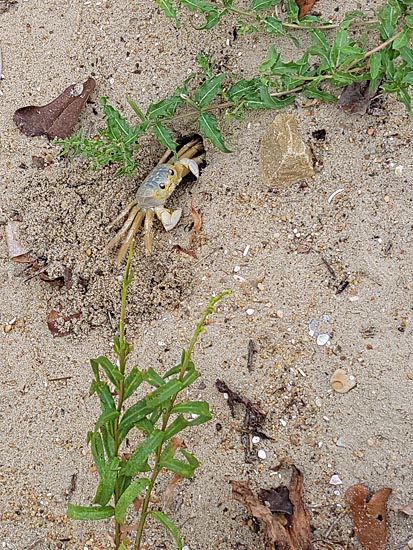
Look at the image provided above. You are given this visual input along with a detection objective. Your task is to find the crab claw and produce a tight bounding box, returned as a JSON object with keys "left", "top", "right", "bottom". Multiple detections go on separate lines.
{"left": 177, "top": 158, "right": 200, "bottom": 178}
{"left": 155, "top": 206, "right": 182, "bottom": 231}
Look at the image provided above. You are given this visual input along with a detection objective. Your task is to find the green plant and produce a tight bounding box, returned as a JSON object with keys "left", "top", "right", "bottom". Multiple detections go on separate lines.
{"left": 59, "top": 0, "right": 413, "bottom": 175}
{"left": 67, "top": 241, "right": 230, "bottom": 549}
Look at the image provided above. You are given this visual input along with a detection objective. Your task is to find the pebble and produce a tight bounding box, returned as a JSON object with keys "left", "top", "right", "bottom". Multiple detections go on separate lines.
{"left": 316, "top": 333, "right": 330, "bottom": 346}
{"left": 252, "top": 436, "right": 261, "bottom": 444}
{"left": 257, "top": 449, "right": 266, "bottom": 459}
{"left": 407, "top": 539, "right": 413, "bottom": 549}
{"left": 329, "top": 474, "right": 343, "bottom": 486}
{"left": 246, "top": 308, "right": 254, "bottom": 316}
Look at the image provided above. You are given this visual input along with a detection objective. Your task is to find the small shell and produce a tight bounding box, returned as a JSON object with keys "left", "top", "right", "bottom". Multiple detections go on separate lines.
{"left": 331, "top": 369, "right": 357, "bottom": 393}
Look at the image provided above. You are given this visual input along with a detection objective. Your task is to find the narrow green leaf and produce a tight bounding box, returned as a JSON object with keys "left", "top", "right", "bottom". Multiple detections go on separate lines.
{"left": 330, "top": 29, "right": 348, "bottom": 68}
{"left": 118, "top": 379, "right": 183, "bottom": 442}
{"left": 90, "top": 431, "right": 105, "bottom": 475}
{"left": 100, "top": 424, "right": 115, "bottom": 459}
{"left": 397, "top": 87, "right": 413, "bottom": 116}
{"left": 171, "top": 400, "right": 211, "bottom": 417}
{"left": 91, "top": 357, "right": 124, "bottom": 389}
{"left": 124, "top": 367, "right": 145, "bottom": 400}
{"left": 194, "top": 74, "right": 226, "bottom": 109}
{"left": 126, "top": 96, "right": 146, "bottom": 121}
{"left": 94, "top": 457, "right": 120, "bottom": 506}
{"left": 392, "top": 27, "right": 412, "bottom": 51}
{"left": 146, "top": 367, "right": 167, "bottom": 387}
{"left": 146, "top": 89, "right": 185, "bottom": 120}
{"left": 90, "top": 381, "right": 116, "bottom": 413}
{"left": 369, "top": 52, "right": 382, "bottom": 81}
{"left": 311, "top": 29, "right": 330, "bottom": 55}
{"left": 198, "top": 113, "right": 231, "bottom": 153}
{"left": 95, "top": 409, "right": 119, "bottom": 433}
{"left": 115, "top": 478, "right": 150, "bottom": 524}
{"left": 156, "top": 0, "right": 180, "bottom": 26}
{"left": 377, "top": 0, "right": 402, "bottom": 40}
{"left": 122, "top": 430, "right": 165, "bottom": 477}
{"left": 67, "top": 504, "right": 114, "bottom": 521}
{"left": 192, "top": 8, "right": 220, "bottom": 30}
{"left": 149, "top": 510, "right": 182, "bottom": 550}
{"left": 249, "top": 0, "right": 280, "bottom": 11}
{"left": 164, "top": 415, "right": 189, "bottom": 440}
{"left": 159, "top": 455, "right": 198, "bottom": 478}
{"left": 153, "top": 122, "right": 177, "bottom": 155}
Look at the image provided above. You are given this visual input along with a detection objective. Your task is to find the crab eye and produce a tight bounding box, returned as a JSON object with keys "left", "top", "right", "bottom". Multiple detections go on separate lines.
{"left": 168, "top": 168, "right": 175, "bottom": 175}
{"left": 159, "top": 182, "right": 166, "bottom": 189}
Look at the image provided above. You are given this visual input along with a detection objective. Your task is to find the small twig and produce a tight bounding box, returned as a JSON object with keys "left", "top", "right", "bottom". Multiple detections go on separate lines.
{"left": 247, "top": 339, "right": 255, "bottom": 372}
{"left": 0, "top": 45, "right": 3, "bottom": 79}
{"left": 48, "top": 376, "right": 72, "bottom": 382}
{"left": 26, "top": 539, "right": 42, "bottom": 550}
{"left": 323, "top": 511, "right": 346, "bottom": 539}
{"left": 321, "top": 256, "right": 337, "bottom": 279}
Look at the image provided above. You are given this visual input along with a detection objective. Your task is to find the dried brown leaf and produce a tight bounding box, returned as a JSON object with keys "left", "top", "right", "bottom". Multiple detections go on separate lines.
{"left": 162, "top": 473, "right": 183, "bottom": 510}
{"left": 260, "top": 486, "right": 293, "bottom": 515}
{"left": 231, "top": 466, "right": 314, "bottom": 550}
{"left": 295, "top": 0, "right": 316, "bottom": 19}
{"left": 5, "top": 221, "right": 31, "bottom": 261}
{"left": 172, "top": 244, "right": 197, "bottom": 259}
{"left": 190, "top": 200, "right": 202, "bottom": 232}
{"left": 338, "top": 81, "right": 380, "bottom": 115}
{"left": 13, "top": 77, "right": 96, "bottom": 139}
{"left": 171, "top": 438, "right": 186, "bottom": 454}
{"left": 345, "top": 484, "right": 392, "bottom": 550}
{"left": 47, "top": 308, "right": 80, "bottom": 337}
{"left": 400, "top": 503, "right": 413, "bottom": 516}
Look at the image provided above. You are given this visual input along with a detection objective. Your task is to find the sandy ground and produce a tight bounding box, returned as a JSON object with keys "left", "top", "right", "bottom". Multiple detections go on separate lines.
{"left": 0, "top": 1, "right": 412, "bottom": 549}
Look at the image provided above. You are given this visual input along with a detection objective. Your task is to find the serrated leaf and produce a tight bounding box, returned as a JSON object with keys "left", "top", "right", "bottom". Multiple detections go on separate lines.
{"left": 194, "top": 74, "right": 226, "bottom": 109}
{"left": 67, "top": 504, "right": 115, "bottom": 520}
{"left": 91, "top": 357, "right": 124, "bottom": 389}
{"left": 156, "top": 0, "right": 180, "bottom": 26}
{"left": 146, "top": 90, "right": 185, "bottom": 120}
{"left": 249, "top": 0, "right": 280, "bottom": 11}
{"left": 115, "top": 478, "right": 150, "bottom": 524}
{"left": 93, "top": 457, "right": 120, "bottom": 506}
{"left": 227, "top": 79, "right": 260, "bottom": 100}
{"left": 122, "top": 430, "right": 165, "bottom": 477}
{"left": 149, "top": 510, "right": 182, "bottom": 550}
{"left": 153, "top": 122, "right": 177, "bottom": 155}
{"left": 198, "top": 113, "right": 231, "bottom": 153}
{"left": 369, "top": 52, "right": 382, "bottom": 81}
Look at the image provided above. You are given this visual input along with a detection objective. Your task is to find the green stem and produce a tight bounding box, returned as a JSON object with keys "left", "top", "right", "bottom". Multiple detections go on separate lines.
{"left": 133, "top": 291, "right": 231, "bottom": 550}
{"left": 112, "top": 241, "right": 135, "bottom": 549}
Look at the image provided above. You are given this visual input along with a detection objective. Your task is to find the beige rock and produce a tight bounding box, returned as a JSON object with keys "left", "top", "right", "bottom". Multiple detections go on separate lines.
{"left": 260, "top": 114, "right": 314, "bottom": 188}
{"left": 331, "top": 369, "right": 357, "bottom": 393}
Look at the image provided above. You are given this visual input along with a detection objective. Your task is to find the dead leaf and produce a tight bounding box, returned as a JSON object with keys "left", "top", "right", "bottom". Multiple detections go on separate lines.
{"left": 39, "top": 266, "right": 74, "bottom": 288}
{"left": 172, "top": 244, "right": 197, "bottom": 259}
{"left": 295, "top": 0, "right": 316, "bottom": 19}
{"left": 400, "top": 503, "right": 413, "bottom": 516}
{"left": 231, "top": 466, "right": 314, "bottom": 550}
{"left": 338, "top": 80, "right": 381, "bottom": 115}
{"left": 162, "top": 473, "right": 183, "bottom": 510}
{"left": 260, "top": 486, "right": 293, "bottom": 515}
{"left": 47, "top": 309, "right": 80, "bottom": 337}
{"left": 171, "top": 437, "right": 186, "bottom": 454}
{"left": 190, "top": 200, "right": 202, "bottom": 232}
{"left": 14, "top": 76, "right": 96, "bottom": 139}
{"left": 5, "top": 221, "right": 31, "bottom": 262}
{"left": 345, "top": 484, "right": 392, "bottom": 550}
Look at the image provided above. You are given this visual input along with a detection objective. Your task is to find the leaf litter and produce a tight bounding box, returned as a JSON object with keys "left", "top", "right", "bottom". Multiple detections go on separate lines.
{"left": 231, "top": 465, "right": 314, "bottom": 550}
{"left": 5, "top": 220, "right": 32, "bottom": 262}
{"left": 345, "top": 484, "right": 392, "bottom": 550}
{"left": 13, "top": 76, "right": 96, "bottom": 139}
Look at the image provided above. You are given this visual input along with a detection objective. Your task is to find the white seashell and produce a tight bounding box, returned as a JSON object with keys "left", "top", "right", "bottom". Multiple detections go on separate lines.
{"left": 329, "top": 474, "right": 343, "bottom": 486}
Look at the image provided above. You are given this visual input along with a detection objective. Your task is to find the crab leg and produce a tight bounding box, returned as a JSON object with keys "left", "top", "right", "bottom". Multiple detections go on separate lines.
{"left": 115, "top": 210, "right": 145, "bottom": 265}
{"left": 108, "top": 199, "right": 138, "bottom": 229}
{"left": 143, "top": 209, "right": 156, "bottom": 254}
{"left": 105, "top": 205, "right": 140, "bottom": 252}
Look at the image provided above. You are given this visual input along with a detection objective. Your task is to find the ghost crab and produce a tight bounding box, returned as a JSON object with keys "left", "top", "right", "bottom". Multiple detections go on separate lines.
{"left": 106, "top": 136, "right": 205, "bottom": 264}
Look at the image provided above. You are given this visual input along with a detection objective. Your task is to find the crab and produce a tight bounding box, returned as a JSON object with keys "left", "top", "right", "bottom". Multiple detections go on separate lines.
{"left": 105, "top": 137, "right": 205, "bottom": 264}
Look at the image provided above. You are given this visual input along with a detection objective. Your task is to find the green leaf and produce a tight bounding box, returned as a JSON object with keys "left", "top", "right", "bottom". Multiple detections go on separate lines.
{"left": 171, "top": 400, "right": 211, "bottom": 418}
{"left": 377, "top": 0, "right": 402, "bottom": 40}
{"left": 406, "top": 14, "right": 413, "bottom": 28}
{"left": 100, "top": 424, "right": 115, "bottom": 459}
{"left": 91, "top": 357, "right": 124, "bottom": 389}
{"left": 194, "top": 74, "right": 226, "bottom": 109}
{"left": 95, "top": 409, "right": 119, "bottom": 433}
{"left": 369, "top": 52, "right": 382, "bottom": 81}
{"left": 192, "top": 8, "right": 220, "bottom": 29}
{"left": 153, "top": 122, "right": 177, "bottom": 155}
{"left": 262, "top": 15, "right": 284, "bottom": 35}
{"left": 330, "top": 29, "right": 348, "bottom": 68}
{"left": 127, "top": 96, "right": 147, "bottom": 122}
{"left": 402, "top": 71, "right": 413, "bottom": 84}
{"left": 89, "top": 381, "right": 116, "bottom": 414}
{"left": 124, "top": 367, "right": 145, "bottom": 400}
{"left": 115, "top": 478, "right": 150, "bottom": 524}
{"left": 90, "top": 431, "right": 105, "bottom": 475}
{"left": 149, "top": 510, "right": 182, "bottom": 550}
{"left": 392, "top": 27, "right": 412, "bottom": 51}
{"left": 160, "top": 449, "right": 200, "bottom": 478}
{"left": 302, "top": 85, "right": 337, "bottom": 102}
{"left": 227, "top": 79, "right": 259, "bottom": 100}
{"left": 198, "top": 113, "right": 231, "bottom": 153}
{"left": 122, "top": 430, "right": 165, "bottom": 477}
{"left": 249, "top": 0, "right": 280, "bottom": 11}
{"left": 146, "top": 89, "right": 185, "bottom": 120}
{"left": 156, "top": 0, "right": 180, "bottom": 26}
{"left": 145, "top": 367, "right": 166, "bottom": 387}
{"left": 397, "top": 87, "right": 413, "bottom": 115}
{"left": 400, "top": 47, "right": 413, "bottom": 67}
{"left": 67, "top": 504, "right": 115, "bottom": 521}
{"left": 118, "top": 379, "right": 183, "bottom": 442}
{"left": 94, "top": 457, "right": 120, "bottom": 506}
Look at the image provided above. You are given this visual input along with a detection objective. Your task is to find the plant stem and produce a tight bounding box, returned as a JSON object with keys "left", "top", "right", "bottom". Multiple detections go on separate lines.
{"left": 133, "top": 291, "right": 231, "bottom": 550}
{"left": 112, "top": 241, "right": 135, "bottom": 549}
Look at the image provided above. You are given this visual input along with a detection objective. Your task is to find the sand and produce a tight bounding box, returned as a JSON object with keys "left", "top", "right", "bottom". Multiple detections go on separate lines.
{"left": 0, "top": 1, "right": 412, "bottom": 549}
